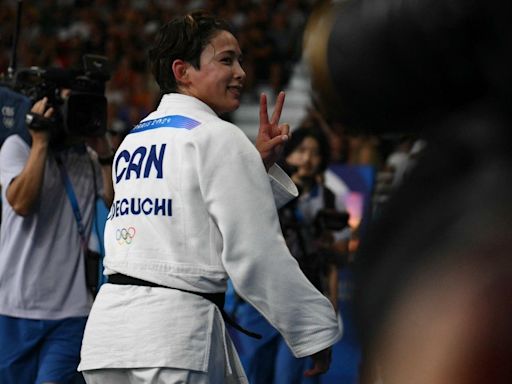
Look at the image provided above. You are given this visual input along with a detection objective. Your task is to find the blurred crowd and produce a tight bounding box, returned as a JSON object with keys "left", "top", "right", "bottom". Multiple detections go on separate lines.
{"left": 1, "top": 0, "right": 409, "bottom": 196}
{"left": 1, "top": 0, "right": 312, "bottom": 138}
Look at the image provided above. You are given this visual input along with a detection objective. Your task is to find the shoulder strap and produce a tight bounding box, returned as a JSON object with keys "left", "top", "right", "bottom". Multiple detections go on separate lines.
{"left": 55, "top": 153, "right": 88, "bottom": 249}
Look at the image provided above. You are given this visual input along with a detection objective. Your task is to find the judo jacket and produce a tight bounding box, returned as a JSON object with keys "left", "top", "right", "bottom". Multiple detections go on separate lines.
{"left": 79, "top": 93, "right": 341, "bottom": 377}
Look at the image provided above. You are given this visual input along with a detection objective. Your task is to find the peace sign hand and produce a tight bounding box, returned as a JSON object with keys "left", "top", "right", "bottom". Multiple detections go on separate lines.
{"left": 256, "top": 91, "right": 290, "bottom": 171}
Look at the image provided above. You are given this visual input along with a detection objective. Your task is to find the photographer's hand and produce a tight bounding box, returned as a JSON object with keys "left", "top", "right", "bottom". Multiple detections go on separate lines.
{"left": 85, "top": 135, "right": 113, "bottom": 160}
{"left": 6, "top": 97, "right": 53, "bottom": 216}
{"left": 28, "top": 97, "right": 53, "bottom": 143}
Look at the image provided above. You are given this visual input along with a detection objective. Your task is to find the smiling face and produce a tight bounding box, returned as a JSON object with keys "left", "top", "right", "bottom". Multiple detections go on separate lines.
{"left": 182, "top": 30, "right": 245, "bottom": 115}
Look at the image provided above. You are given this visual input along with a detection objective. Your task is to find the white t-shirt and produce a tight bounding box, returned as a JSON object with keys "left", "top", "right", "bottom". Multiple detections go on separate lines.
{"left": 0, "top": 135, "right": 103, "bottom": 319}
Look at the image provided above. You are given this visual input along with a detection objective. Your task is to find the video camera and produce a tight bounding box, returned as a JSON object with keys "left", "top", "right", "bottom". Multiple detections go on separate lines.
{"left": 1, "top": 1, "right": 111, "bottom": 147}
{"left": 1, "top": 54, "right": 111, "bottom": 143}
{"left": 314, "top": 209, "right": 350, "bottom": 233}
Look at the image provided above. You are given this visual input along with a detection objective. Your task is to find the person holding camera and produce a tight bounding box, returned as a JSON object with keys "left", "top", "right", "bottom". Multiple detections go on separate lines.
{"left": 279, "top": 127, "right": 349, "bottom": 308}
{"left": 78, "top": 10, "right": 341, "bottom": 384}
{"left": 0, "top": 95, "right": 114, "bottom": 383}
{"left": 235, "top": 126, "right": 349, "bottom": 384}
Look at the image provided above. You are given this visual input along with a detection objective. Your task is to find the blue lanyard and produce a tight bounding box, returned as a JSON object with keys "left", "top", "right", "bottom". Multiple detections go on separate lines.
{"left": 55, "top": 154, "right": 87, "bottom": 249}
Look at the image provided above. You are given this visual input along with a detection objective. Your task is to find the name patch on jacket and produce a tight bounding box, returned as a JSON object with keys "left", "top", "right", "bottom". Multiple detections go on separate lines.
{"left": 107, "top": 197, "right": 172, "bottom": 220}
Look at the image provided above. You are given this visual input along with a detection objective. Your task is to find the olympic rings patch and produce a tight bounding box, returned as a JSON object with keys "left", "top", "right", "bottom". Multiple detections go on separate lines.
{"left": 116, "top": 227, "right": 136, "bottom": 245}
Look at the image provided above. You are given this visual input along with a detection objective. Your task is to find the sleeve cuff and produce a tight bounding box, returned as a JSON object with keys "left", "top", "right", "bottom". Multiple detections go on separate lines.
{"left": 268, "top": 164, "right": 299, "bottom": 209}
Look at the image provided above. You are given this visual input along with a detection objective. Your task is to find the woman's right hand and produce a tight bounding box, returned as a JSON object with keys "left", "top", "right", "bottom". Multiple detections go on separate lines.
{"left": 304, "top": 348, "right": 332, "bottom": 377}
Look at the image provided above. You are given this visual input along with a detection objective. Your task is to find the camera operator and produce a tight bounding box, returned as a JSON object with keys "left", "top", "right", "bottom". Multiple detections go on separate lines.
{"left": 0, "top": 94, "right": 113, "bottom": 384}
{"left": 279, "top": 127, "right": 350, "bottom": 310}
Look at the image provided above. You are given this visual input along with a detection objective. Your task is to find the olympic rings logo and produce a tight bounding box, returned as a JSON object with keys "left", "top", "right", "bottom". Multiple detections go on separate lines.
{"left": 116, "top": 227, "right": 136, "bottom": 245}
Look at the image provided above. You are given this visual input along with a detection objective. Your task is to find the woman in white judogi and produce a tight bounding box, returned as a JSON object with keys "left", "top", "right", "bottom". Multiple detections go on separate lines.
{"left": 79, "top": 11, "right": 341, "bottom": 383}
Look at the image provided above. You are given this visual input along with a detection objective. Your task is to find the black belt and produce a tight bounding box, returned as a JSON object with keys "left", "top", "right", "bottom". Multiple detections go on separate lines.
{"left": 108, "top": 274, "right": 261, "bottom": 339}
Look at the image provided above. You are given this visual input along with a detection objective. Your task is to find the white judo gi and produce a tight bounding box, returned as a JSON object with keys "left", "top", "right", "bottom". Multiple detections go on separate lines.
{"left": 79, "top": 93, "right": 341, "bottom": 382}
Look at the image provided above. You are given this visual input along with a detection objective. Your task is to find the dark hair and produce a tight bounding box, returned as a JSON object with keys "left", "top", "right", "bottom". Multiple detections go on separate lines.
{"left": 148, "top": 10, "right": 233, "bottom": 93}
{"left": 282, "top": 127, "right": 331, "bottom": 173}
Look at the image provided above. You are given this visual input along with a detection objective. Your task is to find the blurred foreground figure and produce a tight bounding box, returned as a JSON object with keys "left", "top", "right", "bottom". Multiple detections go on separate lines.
{"left": 304, "top": 0, "right": 512, "bottom": 383}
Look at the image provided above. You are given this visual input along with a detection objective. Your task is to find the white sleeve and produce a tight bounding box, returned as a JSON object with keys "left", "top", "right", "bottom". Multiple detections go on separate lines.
{"left": 0, "top": 135, "right": 30, "bottom": 189}
{"left": 197, "top": 124, "right": 341, "bottom": 357}
{"left": 268, "top": 163, "right": 298, "bottom": 209}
